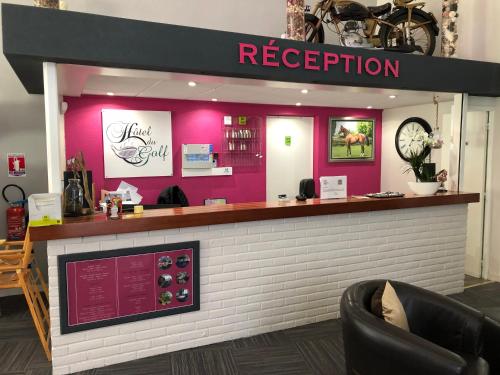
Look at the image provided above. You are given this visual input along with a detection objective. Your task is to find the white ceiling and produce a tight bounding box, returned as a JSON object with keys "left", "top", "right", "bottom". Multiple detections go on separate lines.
{"left": 58, "top": 64, "right": 454, "bottom": 110}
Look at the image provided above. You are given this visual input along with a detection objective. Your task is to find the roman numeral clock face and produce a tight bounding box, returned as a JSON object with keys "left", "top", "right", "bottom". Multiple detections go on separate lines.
{"left": 395, "top": 117, "right": 433, "bottom": 162}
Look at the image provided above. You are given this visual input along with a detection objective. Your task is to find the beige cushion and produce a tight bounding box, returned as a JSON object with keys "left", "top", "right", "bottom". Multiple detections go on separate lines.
{"left": 381, "top": 281, "right": 409, "bottom": 331}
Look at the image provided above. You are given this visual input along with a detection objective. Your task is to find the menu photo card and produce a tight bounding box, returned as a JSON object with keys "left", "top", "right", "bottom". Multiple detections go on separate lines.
{"left": 320, "top": 176, "right": 347, "bottom": 199}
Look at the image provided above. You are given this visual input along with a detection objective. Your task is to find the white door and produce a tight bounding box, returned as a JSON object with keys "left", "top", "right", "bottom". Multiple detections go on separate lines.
{"left": 462, "top": 111, "right": 489, "bottom": 277}
{"left": 266, "top": 117, "right": 314, "bottom": 201}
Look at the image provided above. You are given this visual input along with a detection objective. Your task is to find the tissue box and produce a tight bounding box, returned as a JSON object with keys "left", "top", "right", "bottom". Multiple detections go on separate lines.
{"left": 320, "top": 176, "right": 347, "bottom": 199}
{"left": 28, "top": 194, "right": 63, "bottom": 227}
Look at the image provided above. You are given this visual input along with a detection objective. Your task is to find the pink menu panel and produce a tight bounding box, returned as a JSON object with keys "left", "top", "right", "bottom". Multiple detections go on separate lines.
{"left": 66, "top": 262, "right": 78, "bottom": 326}
{"left": 65, "top": 248, "right": 195, "bottom": 327}
{"left": 117, "top": 253, "right": 156, "bottom": 317}
{"left": 67, "top": 258, "right": 118, "bottom": 326}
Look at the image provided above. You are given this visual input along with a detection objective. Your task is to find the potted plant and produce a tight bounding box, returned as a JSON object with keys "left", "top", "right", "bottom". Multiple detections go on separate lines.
{"left": 404, "top": 133, "right": 447, "bottom": 195}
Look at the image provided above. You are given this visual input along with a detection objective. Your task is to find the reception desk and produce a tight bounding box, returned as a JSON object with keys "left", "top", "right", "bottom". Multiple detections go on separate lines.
{"left": 34, "top": 192, "right": 479, "bottom": 375}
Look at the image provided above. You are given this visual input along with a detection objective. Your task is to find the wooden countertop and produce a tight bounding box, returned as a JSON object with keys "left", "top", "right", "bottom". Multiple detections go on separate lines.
{"left": 29, "top": 192, "right": 479, "bottom": 241}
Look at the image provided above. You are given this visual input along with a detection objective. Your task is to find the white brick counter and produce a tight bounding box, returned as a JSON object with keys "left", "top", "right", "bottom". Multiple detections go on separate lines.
{"left": 47, "top": 204, "right": 467, "bottom": 374}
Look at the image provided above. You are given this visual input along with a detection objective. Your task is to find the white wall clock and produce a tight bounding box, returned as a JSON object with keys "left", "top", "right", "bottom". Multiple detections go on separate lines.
{"left": 395, "top": 117, "right": 433, "bottom": 162}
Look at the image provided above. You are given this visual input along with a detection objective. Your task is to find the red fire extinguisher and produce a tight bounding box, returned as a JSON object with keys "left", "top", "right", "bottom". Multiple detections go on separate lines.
{"left": 2, "top": 184, "right": 27, "bottom": 241}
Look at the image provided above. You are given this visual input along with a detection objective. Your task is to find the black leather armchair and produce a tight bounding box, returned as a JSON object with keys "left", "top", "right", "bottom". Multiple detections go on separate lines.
{"left": 483, "top": 317, "right": 500, "bottom": 374}
{"left": 340, "top": 280, "right": 498, "bottom": 375}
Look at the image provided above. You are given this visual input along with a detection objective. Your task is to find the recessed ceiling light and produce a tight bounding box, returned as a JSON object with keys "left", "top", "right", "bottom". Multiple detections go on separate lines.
{"left": 296, "top": 102, "right": 302, "bottom": 106}
{"left": 367, "top": 106, "right": 373, "bottom": 109}
{"left": 389, "top": 95, "right": 397, "bottom": 99}
{"left": 106, "top": 92, "right": 115, "bottom": 96}
{"left": 211, "top": 98, "right": 218, "bottom": 102}
{"left": 188, "top": 81, "right": 197, "bottom": 87}
{"left": 343, "top": 117, "right": 354, "bottom": 120}
{"left": 301, "top": 89, "right": 309, "bottom": 94}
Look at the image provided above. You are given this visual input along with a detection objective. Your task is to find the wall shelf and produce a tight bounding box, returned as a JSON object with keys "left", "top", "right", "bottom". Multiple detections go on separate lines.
{"left": 221, "top": 116, "right": 263, "bottom": 167}
{"left": 182, "top": 167, "right": 233, "bottom": 177}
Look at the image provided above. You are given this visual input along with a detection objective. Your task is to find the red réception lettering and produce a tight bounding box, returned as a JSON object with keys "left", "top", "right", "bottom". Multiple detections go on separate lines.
{"left": 282, "top": 48, "right": 301, "bottom": 68}
{"left": 385, "top": 60, "right": 400, "bottom": 78}
{"left": 239, "top": 43, "right": 258, "bottom": 65}
{"left": 365, "top": 57, "right": 382, "bottom": 76}
{"left": 237, "top": 41, "right": 400, "bottom": 79}
{"left": 323, "top": 52, "right": 339, "bottom": 71}
{"left": 304, "top": 50, "right": 321, "bottom": 71}
{"left": 262, "top": 40, "right": 280, "bottom": 67}
{"left": 340, "top": 54, "right": 355, "bottom": 73}
{"left": 356, "top": 56, "right": 363, "bottom": 75}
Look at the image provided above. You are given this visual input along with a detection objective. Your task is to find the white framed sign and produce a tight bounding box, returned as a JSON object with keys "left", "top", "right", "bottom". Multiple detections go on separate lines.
{"left": 320, "top": 176, "right": 347, "bottom": 199}
{"left": 102, "top": 109, "right": 173, "bottom": 178}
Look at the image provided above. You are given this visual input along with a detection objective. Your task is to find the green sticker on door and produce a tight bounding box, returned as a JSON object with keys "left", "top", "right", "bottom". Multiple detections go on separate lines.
{"left": 285, "top": 136, "right": 291, "bottom": 146}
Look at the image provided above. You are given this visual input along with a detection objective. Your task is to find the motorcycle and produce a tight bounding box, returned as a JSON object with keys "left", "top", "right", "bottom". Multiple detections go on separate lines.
{"left": 305, "top": 0, "right": 439, "bottom": 55}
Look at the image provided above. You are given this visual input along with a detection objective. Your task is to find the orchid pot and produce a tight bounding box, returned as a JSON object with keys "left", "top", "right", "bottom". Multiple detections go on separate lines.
{"left": 407, "top": 181, "right": 441, "bottom": 195}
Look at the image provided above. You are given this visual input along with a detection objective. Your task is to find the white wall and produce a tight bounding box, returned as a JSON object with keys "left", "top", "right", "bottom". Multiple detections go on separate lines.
{"left": 64, "top": 1, "right": 286, "bottom": 37}
{"left": 462, "top": 111, "right": 488, "bottom": 277}
{"left": 66, "top": 0, "right": 375, "bottom": 39}
{"left": 487, "top": 99, "right": 500, "bottom": 281}
{"left": 381, "top": 101, "right": 452, "bottom": 192}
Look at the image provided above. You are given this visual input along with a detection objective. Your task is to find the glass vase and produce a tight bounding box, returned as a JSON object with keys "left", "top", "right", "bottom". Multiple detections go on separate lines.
{"left": 287, "top": 0, "right": 305, "bottom": 41}
{"left": 64, "top": 178, "right": 83, "bottom": 217}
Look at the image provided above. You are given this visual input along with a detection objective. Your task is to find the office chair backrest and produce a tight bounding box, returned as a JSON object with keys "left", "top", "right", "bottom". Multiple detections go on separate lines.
{"left": 299, "top": 179, "right": 316, "bottom": 199}
{"left": 157, "top": 185, "right": 189, "bottom": 207}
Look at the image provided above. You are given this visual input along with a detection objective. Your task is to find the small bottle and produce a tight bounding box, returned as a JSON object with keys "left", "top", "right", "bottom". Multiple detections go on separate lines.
{"left": 112, "top": 196, "right": 123, "bottom": 213}
{"left": 105, "top": 194, "right": 112, "bottom": 216}
{"left": 110, "top": 205, "right": 119, "bottom": 219}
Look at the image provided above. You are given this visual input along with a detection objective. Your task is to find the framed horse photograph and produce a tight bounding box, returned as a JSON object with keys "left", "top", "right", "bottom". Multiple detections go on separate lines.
{"left": 328, "top": 118, "right": 375, "bottom": 162}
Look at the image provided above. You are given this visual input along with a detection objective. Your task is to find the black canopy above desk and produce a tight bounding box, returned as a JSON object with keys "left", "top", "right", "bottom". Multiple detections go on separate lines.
{"left": 3, "top": 3, "right": 500, "bottom": 97}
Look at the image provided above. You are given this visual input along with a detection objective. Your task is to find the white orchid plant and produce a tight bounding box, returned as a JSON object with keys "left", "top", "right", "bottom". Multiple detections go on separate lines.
{"left": 420, "top": 132, "right": 444, "bottom": 149}
{"left": 404, "top": 131, "right": 447, "bottom": 183}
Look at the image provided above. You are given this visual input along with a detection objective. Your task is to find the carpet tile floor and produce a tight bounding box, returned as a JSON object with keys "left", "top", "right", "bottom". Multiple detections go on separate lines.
{"left": 0, "top": 282, "right": 498, "bottom": 374}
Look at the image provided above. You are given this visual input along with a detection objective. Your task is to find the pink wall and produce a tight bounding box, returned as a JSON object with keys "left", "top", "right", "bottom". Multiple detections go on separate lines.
{"left": 64, "top": 96, "right": 382, "bottom": 205}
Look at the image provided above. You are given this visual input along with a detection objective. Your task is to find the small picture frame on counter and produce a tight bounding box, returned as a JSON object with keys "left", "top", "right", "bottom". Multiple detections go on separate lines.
{"left": 320, "top": 176, "right": 347, "bottom": 199}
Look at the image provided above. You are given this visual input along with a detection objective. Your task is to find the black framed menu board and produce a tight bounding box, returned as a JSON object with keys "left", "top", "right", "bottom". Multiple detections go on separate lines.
{"left": 58, "top": 241, "right": 200, "bottom": 334}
